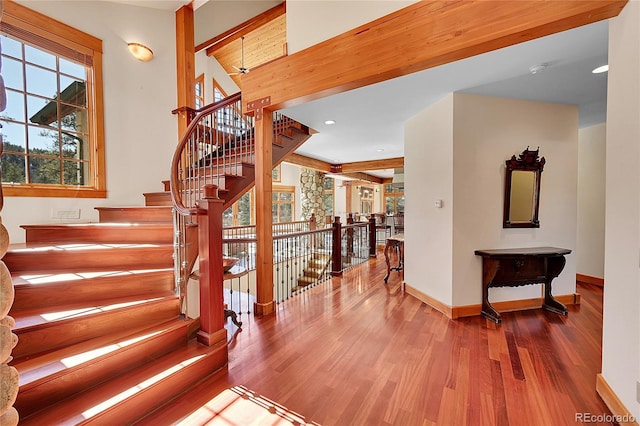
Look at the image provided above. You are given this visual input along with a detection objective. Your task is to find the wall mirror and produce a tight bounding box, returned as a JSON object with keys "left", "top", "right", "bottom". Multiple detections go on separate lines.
{"left": 503, "top": 147, "right": 545, "bottom": 228}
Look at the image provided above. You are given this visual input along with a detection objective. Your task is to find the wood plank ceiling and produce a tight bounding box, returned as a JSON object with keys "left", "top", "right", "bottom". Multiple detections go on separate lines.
{"left": 204, "top": 12, "right": 286, "bottom": 89}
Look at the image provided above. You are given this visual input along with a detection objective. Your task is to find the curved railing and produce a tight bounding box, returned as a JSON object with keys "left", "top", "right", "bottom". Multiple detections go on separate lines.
{"left": 170, "top": 92, "right": 246, "bottom": 215}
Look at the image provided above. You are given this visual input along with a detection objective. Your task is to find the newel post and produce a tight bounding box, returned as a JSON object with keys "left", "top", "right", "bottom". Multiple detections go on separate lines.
{"left": 368, "top": 216, "right": 377, "bottom": 258}
{"left": 309, "top": 213, "right": 317, "bottom": 230}
{"left": 346, "top": 213, "right": 354, "bottom": 256}
{"left": 331, "top": 216, "right": 342, "bottom": 276}
{"left": 196, "top": 185, "right": 227, "bottom": 347}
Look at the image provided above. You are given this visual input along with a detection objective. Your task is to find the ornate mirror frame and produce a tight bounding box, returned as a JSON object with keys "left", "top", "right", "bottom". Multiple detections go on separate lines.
{"left": 503, "top": 147, "right": 545, "bottom": 228}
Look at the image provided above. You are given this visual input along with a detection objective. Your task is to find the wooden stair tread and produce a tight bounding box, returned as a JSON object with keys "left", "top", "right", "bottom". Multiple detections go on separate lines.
{"left": 19, "top": 339, "right": 226, "bottom": 426}
{"left": 21, "top": 222, "right": 172, "bottom": 229}
{"left": 10, "top": 268, "right": 173, "bottom": 288}
{"left": 4, "top": 242, "right": 174, "bottom": 274}
{"left": 10, "top": 269, "right": 174, "bottom": 313}
{"left": 12, "top": 293, "right": 178, "bottom": 330}
{"left": 14, "top": 318, "right": 190, "bottom": 386}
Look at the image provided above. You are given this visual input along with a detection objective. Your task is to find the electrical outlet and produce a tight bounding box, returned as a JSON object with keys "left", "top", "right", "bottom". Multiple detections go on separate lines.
{"left": 51, "top": 208, "right": 81, "bottom": 220}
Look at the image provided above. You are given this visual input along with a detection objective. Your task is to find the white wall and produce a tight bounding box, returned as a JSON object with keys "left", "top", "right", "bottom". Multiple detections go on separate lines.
{"left": 452, "top": 94, "right": 578, "bottom": 306}
{"left": 404, "top": 95, "right": 454, "bottom": 306}
{"left": 286, "top": 0, "right": 418, "bottom": 54}
{"left": 577, "top": 123, "right": 606, "bottom": 279}
{"left": 405, "top": 93, "right": 578, "bottom": 308}
{"left": 6, "top": 1, "right": 178, "bottom": 244}
{"left": 602, "top": 0, "right": 640, "bottom": 418}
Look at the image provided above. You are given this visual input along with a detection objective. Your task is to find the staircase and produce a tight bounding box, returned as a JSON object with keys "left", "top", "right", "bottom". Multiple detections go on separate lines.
{"left": 4, "top": 94, "right": 312, "bottom": 423}
{"left": 296, "top": 251, "right": 330, "bottom": 290}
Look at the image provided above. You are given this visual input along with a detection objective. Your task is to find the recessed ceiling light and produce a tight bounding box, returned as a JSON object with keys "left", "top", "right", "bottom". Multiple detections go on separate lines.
{"left": 324, "top": 120, "right": 336, "bottom": 125}
{"left": 592, "top": 64, "right": 609, "bottom": 74}
{"left": 376, "top": 148, "right": 384, "bottom": 152}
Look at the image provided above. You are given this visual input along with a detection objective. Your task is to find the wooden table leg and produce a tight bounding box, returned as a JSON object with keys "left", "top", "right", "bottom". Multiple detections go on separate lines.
{"left": 383, "top": 240, "right": 392, "bottom": 283}
{"left": 542, "top": 256, "right": 568, "bottom": 316}
{"left": 481, "top": 258, "right": 501, "bottom": 324}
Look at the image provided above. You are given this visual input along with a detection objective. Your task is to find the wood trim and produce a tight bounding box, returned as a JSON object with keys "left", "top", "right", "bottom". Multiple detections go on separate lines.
{"left": 200, "top": 2, "right": 286, "bottom": 54}
{"left": 92, "top": 45, "right": 106, "bottom": 193}
{"left": 404, "top": 282, "right": 581, "bottom": 320}
{"left": 451, "top": 293, "right": 581, "bottom": 319}
{"left": 2, "top": 186, "right": 107, "bottom": 198}
{"left": 284, "top": 154, "right": 399, "bottom": 182}
{"left": 243, "top": 1, "right": 626, "bottom": 111}
{"left": 285, "top": 153, "right": 332, "bottom": 172}
{"left": 596, "top": 374, "right": 639, "bottom": 426}
{"left": 3, "top": 0, "right": 102, "bottom": 53}
{"left": 340, "top": 172, "right": 383, "bottom": 184}
{"left": 404, "top": 283, "right": 453, "bottom": 318}
{"left": 339, "top": 158, "right": 404, "bottom": 173}
{"left": 254, "top": 108, "right": 275, "bottom": 315}
{"left": 175, "top": 4, "right": 195, "bottom": 139}
{"left": 577, "top": 273, "right": 604, "bottom": 287}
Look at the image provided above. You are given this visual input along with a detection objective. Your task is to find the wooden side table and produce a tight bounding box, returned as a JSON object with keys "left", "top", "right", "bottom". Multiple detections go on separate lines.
{"left": 474, "top": 247, "right": 571, "bottom": 323}
{"left": 383, "top": 233, "right": 404, "bottom": 283}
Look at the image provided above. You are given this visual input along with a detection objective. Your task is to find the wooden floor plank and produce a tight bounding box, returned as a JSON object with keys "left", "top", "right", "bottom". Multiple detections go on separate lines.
{"left": 138, "top": 256, "right": 614, "bottom": 425}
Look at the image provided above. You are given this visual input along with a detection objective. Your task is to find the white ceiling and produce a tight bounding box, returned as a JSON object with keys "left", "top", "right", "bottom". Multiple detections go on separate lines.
{"left": 281, "top": 20, "right": 609, "bottom": 178}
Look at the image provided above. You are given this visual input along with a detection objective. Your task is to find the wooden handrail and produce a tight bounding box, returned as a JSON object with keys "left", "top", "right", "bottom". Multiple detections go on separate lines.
{"left": 170, "top": 92, "right": 242, "bottom": 216}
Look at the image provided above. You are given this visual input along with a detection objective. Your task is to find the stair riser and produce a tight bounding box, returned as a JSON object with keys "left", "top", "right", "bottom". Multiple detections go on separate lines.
{"left": 15, "top": 322, "right": 189, "bottom": 418}
{"left": 13, "top": 298, "right": 180, "bottom": 360}
{"left": 143, "top": 193, "right": 173, "bottom": 207}
{"left": 4, "top": 246, "right": 174, "bottom": 274}
{"left": 84, "top": 343, "right": 228, "bottom": 425}
{"left": 95, "top": 207, "right": 173, "bottom": 223}
{"left": 10, "top": 271, "right": 174, "bottom": 313}
{"left": 22, "top": 226, "right": 173, "bottom": 245}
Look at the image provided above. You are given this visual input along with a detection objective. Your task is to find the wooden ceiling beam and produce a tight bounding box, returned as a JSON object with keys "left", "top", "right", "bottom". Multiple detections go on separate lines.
{"left": 199, "top": 2, "right": 286, "bottom": 54}
{"left": 340, "top": 172, "right": 383, "bottom": 184}
{"left": 243, "top": 0, "right": 626, "bottom": 111}
{"left": 335, "top": 158, "right": 404, "bottom": 173}
{"left": 284, "top": 153, "right": 332, "bottom": 172}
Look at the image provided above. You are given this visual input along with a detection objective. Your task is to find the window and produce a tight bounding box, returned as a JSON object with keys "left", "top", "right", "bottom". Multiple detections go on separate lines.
{"left": 0, "top": 0, "right": 105, "bottom": 198}
{"left": 213, "top": 78, "right": 226, "bottom": 102}
{"left": 272, "top": 164, "right": 281, "bottom": 182}
{"left": 323, "top": 176, "right": 334, "bottom": 217}
{"left": 358, "top": 185, "right": 373, "bottom": 214}
{"left": 272, "top": 186, "right": 295, "bottom": 223}
{"left": 194, "top": 73, "right": 204, "bottom": 109}
{"left": 384, "top": 184, "right": 404, "bottom": 214}
{"left": 223, "top": 190, "right": 254, "bottom": 227}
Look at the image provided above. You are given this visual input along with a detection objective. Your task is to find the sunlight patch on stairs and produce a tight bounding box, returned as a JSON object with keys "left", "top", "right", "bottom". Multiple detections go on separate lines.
{"left": 11, "top": 243, "right": 163, "bottom": 252}
{"left": 176, "top": 385, "right": 317, "bottom": 426}
{"left": 41, "top": 297, "right": 165, "bottom": 321}
{"left": 17, "top": 268, "right": 173, "bottom": 284}
{"left": 81, "top": 354, "right": 206, "bottom": 420}
{"left": 61, "top": 330, "right": 164, "bottom": 368}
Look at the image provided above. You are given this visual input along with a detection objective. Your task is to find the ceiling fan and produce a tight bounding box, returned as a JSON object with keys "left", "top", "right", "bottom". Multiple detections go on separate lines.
{"left": 229, "top": 36, "right": 249, "bottom": 75}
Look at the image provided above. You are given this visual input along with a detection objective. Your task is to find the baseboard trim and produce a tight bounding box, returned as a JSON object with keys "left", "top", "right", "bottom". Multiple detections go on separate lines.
{"left": 403, "top": 282, "right": 580, "bottom": 320}
{"left": 577, "top": 273, "right": 604, "bottom": 287}
{"left": 596, "top": 374, "right": 639, "bottom": 425}
{"left": 452, "top": 293, "right": 580, "bottom": 318}
{"left": 404, "top": 284, "right": 452, "bottom": 318}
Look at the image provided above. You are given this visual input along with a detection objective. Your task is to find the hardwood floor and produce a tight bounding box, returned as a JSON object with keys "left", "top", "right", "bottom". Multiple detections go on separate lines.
{"left": 139, "top": 253, "right": 613, "bottom": 426}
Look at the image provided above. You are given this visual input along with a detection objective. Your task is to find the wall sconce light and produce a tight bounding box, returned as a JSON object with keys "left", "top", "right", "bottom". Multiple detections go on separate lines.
{"left": 128, "top": 42, "right": 153, "bottom": 62}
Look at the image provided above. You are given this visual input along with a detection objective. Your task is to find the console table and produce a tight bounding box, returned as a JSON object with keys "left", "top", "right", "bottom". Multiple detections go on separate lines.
{"left": 474, "top": 247, "right": 571, "bottom": 323}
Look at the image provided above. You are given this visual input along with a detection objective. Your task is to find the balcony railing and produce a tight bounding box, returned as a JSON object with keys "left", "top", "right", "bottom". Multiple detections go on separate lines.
{"left": 222, "top": 214, "right": 376, "bottom": 321}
